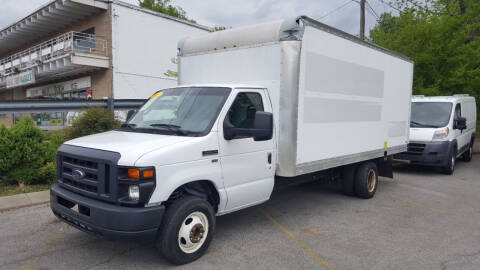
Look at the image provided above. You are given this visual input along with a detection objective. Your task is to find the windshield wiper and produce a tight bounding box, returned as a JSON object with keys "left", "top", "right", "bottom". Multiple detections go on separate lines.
{"left": 150, "top": 124, "right": 189, "bottom": 135}
{"left": 120, "top": 123, "right": 137, "bottom": 130}
{"left": 410, "top": 121, "right": 438, "bottom": 128}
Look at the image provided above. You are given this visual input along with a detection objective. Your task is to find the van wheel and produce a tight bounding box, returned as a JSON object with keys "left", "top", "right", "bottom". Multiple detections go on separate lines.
{"left": 157, "top": 196, "right": 215, "bottom": 265}
{"left": 354, "top": 162, "right": 378, "bottom": 199}
{"left": 341, "top": 165, "right": 356, "bottom": 196}
{"left": 442, "top": 148, "right": 456, "bottom": 175}
{"left": 462, "top": 142, "right": 473, "bottom": 162}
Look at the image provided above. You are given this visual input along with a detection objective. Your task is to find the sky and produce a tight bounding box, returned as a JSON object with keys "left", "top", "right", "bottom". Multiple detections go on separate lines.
{"left": 0, "top": 0, "right": 398, "bottom": 36}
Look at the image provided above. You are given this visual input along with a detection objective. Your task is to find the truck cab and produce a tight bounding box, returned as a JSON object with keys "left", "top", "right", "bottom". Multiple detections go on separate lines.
{"left": 397, "top": 95, "right": 476, "bottom": 174}
{"left": 50, "top": 85, "right": 275, "bottom": 264}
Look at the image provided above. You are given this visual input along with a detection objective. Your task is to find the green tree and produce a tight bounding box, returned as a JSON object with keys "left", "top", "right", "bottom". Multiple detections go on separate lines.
{"left": 139, "top": 0, "right": 196, "bottom": 23}
{"left": 370, "top": 0, "right": 480, "bottom": 119}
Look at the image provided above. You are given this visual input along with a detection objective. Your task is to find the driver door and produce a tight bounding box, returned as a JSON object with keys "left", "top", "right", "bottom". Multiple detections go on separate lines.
{"left": 217, "top": 88, "right": 275, "bottom": 213}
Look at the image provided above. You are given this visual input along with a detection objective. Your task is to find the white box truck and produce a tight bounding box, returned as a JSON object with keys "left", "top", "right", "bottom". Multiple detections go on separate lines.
{"left": 50, "top": 16, "right": 413, "bottom": 265}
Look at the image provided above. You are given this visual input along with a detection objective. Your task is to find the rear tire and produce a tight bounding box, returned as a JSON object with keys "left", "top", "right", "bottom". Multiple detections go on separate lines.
{"left": 341, "top": 165, "right": 356, "bottom": 196}
{"left": 157, "top": 196, "right": 215, "bottom": 265}
{"left": 354, "top": 162, "right": 378, "bottom": 199}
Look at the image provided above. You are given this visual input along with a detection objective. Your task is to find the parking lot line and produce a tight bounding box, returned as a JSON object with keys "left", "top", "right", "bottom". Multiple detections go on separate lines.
{"left": 258, "top": 207, "right": 333, "bottom": 270}
{"left": 384, "top": 192, "right": 445, "bottom": 215}
{"left": 24, "top": 223, "right": 67, "bottom": 270}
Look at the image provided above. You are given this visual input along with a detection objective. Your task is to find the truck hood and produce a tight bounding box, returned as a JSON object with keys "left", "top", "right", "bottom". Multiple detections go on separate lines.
{"left": 65, "top": 130, "right": 195, "bottom": 165}
{"left": 409, "top": 128, "right": 435, "bottom": 142}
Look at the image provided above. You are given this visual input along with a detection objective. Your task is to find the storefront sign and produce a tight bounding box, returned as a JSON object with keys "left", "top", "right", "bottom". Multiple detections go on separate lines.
{"left": 6, "top": 70, "right": 35, "bottom": 89}
{"left": 26, "top": 76, "right": 91, "bottom": 98}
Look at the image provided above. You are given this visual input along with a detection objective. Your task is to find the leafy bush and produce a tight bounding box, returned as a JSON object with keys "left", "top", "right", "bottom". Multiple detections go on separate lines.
{"left": 0, "top": 118, "right": 63, "bottom": 186}
{"left": 0, "top": 124, "right": 11, "bottom": 174}
{"left": 38, "top": 162, "right": 57, "bottom": 185}
{"left": 65, "top": 108, "right": 121, "bottom": 140}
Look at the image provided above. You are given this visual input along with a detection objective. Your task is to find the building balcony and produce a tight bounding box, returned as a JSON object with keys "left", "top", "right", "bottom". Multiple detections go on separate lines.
{"left": 0, "top": 31, "right": 109, "bottom": 89}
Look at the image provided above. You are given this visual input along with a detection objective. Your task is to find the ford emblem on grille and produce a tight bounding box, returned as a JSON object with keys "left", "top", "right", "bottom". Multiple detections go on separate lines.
{"left": 72, "top": 169, "right": 86, "bottom": 180}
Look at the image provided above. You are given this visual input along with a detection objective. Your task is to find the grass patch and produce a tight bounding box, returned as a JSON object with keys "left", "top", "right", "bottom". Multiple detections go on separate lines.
{"left": 0, "top": 183, "right": 51, "bottom": 197}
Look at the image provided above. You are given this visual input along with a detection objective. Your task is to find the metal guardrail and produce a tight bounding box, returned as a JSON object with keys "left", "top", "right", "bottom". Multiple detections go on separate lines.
{"left": 0, "top": 99, "right": 146, "bottom": 114}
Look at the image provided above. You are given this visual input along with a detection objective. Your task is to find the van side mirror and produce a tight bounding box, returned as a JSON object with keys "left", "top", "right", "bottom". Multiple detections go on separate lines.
{"left": 126, "top": 110, "right": 136, "bottom": 122}
{"left": 223, "top": 111, "right": 273, "bottom": 141}
{"left": 454, "top": 117, "right": 467, "bottom": 130}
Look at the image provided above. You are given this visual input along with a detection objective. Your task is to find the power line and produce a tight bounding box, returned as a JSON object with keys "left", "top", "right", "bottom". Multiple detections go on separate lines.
{"left": 366, "top": 0, "right": 380, "bottom": 20}
{"left": 375, "top": 0, "right": 401, "bottom": 12}
{"left": 317, "top": 0, "right": 354, "bottom": 20}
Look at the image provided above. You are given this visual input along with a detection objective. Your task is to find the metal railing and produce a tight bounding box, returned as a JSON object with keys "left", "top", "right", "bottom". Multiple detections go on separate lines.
{"left": 0, "top": 99, "right": 146, "bottom": 114}
{"left": 0, "top": 31, "right": 108, "bottom": 77}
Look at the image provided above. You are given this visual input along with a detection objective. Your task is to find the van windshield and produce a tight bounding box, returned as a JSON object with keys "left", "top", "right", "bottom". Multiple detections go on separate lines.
{"left": 410, "top": 102, "right": 452, "bottom": 128}
{"left": 122, "top": 87, "right": 231, "bottom": 136}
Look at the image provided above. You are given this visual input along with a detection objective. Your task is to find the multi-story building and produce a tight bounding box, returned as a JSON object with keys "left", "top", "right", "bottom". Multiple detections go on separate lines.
{"left": 0, "top": 0, "right": 209, "bottom": 127}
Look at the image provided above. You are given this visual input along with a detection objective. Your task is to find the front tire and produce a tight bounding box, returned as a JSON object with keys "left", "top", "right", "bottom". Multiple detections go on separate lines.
{"left": 157, "top": 196, "right": 215, "bottom": 265}
{"left": 462, "top": 142, "right": 473, "bottom": 162}
{"left": 354, "top": 162, "right": 378, "bottom": 199}
{"left": 442, "top": 148, "right": 456, "bottom": 175}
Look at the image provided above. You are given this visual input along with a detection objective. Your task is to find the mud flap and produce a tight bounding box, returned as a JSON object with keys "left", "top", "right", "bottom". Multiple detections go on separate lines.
{"left": 377, "top": 160, "right": 393, "bottom": 178}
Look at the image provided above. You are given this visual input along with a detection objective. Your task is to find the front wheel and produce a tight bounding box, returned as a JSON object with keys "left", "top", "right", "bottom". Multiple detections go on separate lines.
{"left": 354, "top": 162, "right": 378, "bottom": 199}
{"left": 157, "top": 196, "right": 215, "bottom": 265}
{"left": 462, "top": 143, "right": 473, "bottom": 162}
{"left": 442, "top": 148, "right": 456, "bottom": 175}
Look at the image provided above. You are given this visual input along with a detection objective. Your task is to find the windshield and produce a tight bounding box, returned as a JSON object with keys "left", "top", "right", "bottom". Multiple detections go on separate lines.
{"left": 123, "top": 87, "right": 231, "bottom": 136}
{"left": 410, "top": 102, "right": 453, "bottom": 128}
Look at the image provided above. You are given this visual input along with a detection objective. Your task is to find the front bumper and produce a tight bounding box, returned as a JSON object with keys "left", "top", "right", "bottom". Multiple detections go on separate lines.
{"left": 50, "top": 184, "right": 165, "bottom": 240}
{"left": 395, "top": 140, "right": 452, "bottom": 167}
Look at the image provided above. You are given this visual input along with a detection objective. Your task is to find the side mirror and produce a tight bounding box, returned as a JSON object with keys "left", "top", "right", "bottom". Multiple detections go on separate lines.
{"left": 454, "top": 117, "right": 467, "bottom": 130}
{"left": 126, "top": 110, "right": 136, "bottom": 122}
{"left": 223, "top": 111, "right": 273, "bottom": 141}
{"left": 252, "top": 111, "right": 273, "bottom": 141}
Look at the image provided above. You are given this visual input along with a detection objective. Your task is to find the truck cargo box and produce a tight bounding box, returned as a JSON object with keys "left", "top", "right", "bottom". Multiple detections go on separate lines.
{"left": 178, "top": 16, "right": 413, "bottom": 177}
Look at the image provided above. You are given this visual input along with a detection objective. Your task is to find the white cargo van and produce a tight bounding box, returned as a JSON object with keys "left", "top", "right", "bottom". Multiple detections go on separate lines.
{"left": 50, "top": 16, "right": 413, "bottom": 264}
{"left": 396, "top": 95, "right": 476, "bottom": 174}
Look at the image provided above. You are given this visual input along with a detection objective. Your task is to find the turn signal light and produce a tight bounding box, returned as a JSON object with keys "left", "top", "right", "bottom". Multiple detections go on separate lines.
{"left": 143, "top": 170, "right": 154, "bottom": 179}
{"left": 128, "top": 168, "right": 140, "bottom": 180}
{"left": 127, "top": 168, "right": 154, "bottom": 180}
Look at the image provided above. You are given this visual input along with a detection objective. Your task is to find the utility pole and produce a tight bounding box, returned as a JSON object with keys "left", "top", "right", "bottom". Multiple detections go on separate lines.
{"left": 360, "top": 0, "right": 366, "bottom": 40}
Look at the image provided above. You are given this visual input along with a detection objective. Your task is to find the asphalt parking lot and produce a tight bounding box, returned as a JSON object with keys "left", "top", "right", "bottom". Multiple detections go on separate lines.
{"left": 1, "top": 155, "right": 480, "bottom": 270}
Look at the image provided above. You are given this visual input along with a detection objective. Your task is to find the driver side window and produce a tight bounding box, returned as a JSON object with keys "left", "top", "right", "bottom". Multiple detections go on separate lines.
{"left": 228, "top": 92, "right": 264, "bottom": 129}
{"left": 454, "top": 104, "right": 461, "bottom": 119}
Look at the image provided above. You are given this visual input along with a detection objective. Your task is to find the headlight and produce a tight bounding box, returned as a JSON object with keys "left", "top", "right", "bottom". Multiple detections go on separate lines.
{"left": 117, "top": 167, "right": 156, "bottom": 206}
{"left": 129, "top": 185, "right": 140, "bottom": 201}
{"left": 432, "top": 127, "right": 449, "bottom": 140}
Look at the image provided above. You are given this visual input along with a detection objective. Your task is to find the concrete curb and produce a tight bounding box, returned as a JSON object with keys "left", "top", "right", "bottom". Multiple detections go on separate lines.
{"left": 0, "top": 190, "right": 50, "bottom": 212}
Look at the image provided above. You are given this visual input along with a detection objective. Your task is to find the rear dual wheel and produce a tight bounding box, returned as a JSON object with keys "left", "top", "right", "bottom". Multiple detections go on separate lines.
{"left": 342, "top": 162, "right": 378, "bottom": 199}
{"left": 354, "top": 162, "right": 378, "bottom": 199}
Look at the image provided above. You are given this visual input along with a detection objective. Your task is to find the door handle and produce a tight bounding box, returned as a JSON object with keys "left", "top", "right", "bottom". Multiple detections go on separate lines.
{"left": 267, "top": 153, "right": 272, "bottom": 164}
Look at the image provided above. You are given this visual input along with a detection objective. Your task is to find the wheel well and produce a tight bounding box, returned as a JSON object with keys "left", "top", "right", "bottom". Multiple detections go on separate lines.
{"left": 166, "top": 180, "right": 220, "bottom": 212}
